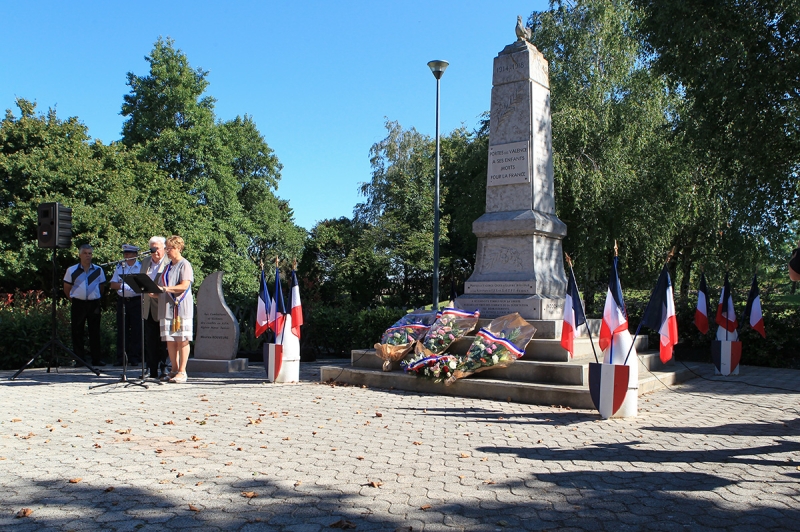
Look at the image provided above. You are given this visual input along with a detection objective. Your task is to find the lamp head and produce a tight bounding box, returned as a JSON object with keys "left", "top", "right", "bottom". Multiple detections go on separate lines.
{"left": 427, "top": 60, "right": 449, "bottom": 80}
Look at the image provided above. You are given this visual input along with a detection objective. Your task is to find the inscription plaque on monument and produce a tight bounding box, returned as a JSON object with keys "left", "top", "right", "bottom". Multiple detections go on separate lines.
{"left": 488, "top": 141, "right": 530, "bottom": 186}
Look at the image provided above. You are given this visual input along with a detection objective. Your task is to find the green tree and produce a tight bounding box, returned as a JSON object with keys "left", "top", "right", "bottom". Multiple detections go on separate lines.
{"left": 632, "top": 0, "right": 800, "bottom": 293}
{"left": 439, "top": 117, "right": 490, "bottom": 291}
{"left": 529, "top": 0, "right": 693, "bottom": 303}
{"left": 121, "top": 38, "right": 305, "bottom": 303}
{"left": 0, "top": 99, "right": 196, "bottom": 291}
{"left": 356, "top": 120, "right": 444, "bottom": 307}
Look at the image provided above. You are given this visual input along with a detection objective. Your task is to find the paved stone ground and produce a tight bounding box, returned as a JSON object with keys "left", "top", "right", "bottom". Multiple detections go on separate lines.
{"left": 1, "top": 360, "right": 799, "bottom": 531}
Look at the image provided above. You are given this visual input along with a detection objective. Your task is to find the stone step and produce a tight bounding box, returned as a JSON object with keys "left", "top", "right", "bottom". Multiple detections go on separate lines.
{"left": 469, "top": 318, "right": 602, "bottom": 340}
{"left": 443, "top": 333, "right": 648, "bottom": 362}
{"left": 352, "top": 348, "right": 666, "bottom": 387}
{"left": 319, "top": 360, "right": 700, "bottom": 409}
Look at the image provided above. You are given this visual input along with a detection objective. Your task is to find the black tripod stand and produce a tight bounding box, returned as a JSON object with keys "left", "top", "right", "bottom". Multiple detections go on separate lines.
{"left": 91, "top": 259, "right": 148, "bottom": 390}
{"left": 10, "top": 249, "right": 100, "bottom": 380}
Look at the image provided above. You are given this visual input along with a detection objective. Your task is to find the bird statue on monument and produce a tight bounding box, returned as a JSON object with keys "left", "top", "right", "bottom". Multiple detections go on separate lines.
{"left": 515, "top": 15, "right": 532, "bottom": 42}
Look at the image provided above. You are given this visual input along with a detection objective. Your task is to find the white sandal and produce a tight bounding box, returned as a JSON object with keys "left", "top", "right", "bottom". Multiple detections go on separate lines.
{"left": 169, "top": 372, "right": 187, "bottom": 383}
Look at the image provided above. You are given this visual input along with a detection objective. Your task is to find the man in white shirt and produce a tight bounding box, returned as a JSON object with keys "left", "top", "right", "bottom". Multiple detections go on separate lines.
{"left": 140, "top": 236, "right": 169, "bottom": 379}
{"left": 110, "top": 244, "right": 143, "bottom": 366}
{"left": 63, "top": 244, "right": 106, "bottom": 366}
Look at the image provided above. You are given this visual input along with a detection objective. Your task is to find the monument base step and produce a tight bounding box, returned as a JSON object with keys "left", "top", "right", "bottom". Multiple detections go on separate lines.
{"left": 319, "top": 361, "right": 700, "bottom": 409}
{"left": 186, "top": 358, "right": 249, "bottom": 373}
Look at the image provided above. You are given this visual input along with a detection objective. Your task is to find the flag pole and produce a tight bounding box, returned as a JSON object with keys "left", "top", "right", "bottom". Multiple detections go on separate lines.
{"left": 609, "top": 241, "right": 618, "bottom": 364}
{"left": 737, "top": 270, "right": 756, "bottom": 335}
{"left": 565, "top": 253, "right": 599, "bottom": 363}
{"left": 623, "top": 247, "right": 675, "bottom": 365}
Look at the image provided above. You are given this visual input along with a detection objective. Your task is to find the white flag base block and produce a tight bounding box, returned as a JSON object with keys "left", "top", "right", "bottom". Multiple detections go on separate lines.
{"left": 612, "top": 390, "right": 638, "bottom": 418}
{"left": 712, "top": 339, "right": 741, "bottom": 376}
{"left": 275, "top": 314, "right": 301, "bottom": 383}
{"left": 605, "top": 331, "right": 639, "bottom": 418}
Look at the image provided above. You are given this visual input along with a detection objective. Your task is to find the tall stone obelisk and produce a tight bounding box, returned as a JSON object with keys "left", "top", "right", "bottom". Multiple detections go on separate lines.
{"left": 457, "top": 25, "right": 567, "bottom": 321}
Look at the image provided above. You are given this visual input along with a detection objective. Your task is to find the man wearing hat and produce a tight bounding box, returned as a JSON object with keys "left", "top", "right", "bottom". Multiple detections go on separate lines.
{"left": 110, "top": 244, "right": 143, "bottom": 366}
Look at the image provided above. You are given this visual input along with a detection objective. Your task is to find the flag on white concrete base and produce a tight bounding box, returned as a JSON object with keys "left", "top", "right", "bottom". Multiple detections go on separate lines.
{"left": 589, "top": 362, "right": 629, "bottom": 419}
{"left": 712, "top": 340, "right": 741, "bottom": 376}
{"left": 266, "top": 343, "right": 283, "bottom": 382}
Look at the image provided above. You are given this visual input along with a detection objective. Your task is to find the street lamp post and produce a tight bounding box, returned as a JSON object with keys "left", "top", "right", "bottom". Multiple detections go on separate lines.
{"left": 427, "top": 59, "right": 448, "bottom": 311}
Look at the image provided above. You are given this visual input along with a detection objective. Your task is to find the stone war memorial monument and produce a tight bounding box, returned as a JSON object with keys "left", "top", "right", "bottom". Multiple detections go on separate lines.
{"left": 457, "top": 24, "right": 568, "bottom": 324}
{"left": 186, "top": 271, "right": 248, "bottom": 373}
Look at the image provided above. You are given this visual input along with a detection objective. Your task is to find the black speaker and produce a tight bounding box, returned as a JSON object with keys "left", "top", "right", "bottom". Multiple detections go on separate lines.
{"left": 37, "top": 202, "right": 72, "bottom": 249}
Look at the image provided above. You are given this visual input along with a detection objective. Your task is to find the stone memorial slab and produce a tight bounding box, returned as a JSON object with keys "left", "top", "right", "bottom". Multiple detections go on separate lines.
{"left": 187, "top": 271, "right": 247, "bottom": 373}
{"left": 457, "top": 25, "right": 567, "bottom": 321}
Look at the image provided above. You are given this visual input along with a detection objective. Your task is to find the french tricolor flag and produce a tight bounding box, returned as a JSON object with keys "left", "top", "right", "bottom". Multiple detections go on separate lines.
{"left": 255, "top": 270, "right": 270, "bottom": 338}
{"left": 715, "top": 273, "right": 738, "bottom": 334}
{"left": 599, "top": 256, "right": 628, "bottom": 359}
{"left": 694, "top": 272, "right": 710, "bottom": 334}
{"left": 640, "top": 266, "right": 678, "bottom": 363}
{"left": 560, "top": 268, "right": 586, "bottom": 358}
{"left": 743, "top": 274, "right": 765, "bottom": 338}
{"left": 290, "top": 269, "right": 303, "bottom": 340}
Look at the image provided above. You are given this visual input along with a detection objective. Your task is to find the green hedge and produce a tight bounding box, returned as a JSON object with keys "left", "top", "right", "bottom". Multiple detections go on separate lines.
{"left": 0, "top": 290, "right": 117, "bottom": 370}
{"left": 301, "top": 304, "right": 406, "bottom": 359}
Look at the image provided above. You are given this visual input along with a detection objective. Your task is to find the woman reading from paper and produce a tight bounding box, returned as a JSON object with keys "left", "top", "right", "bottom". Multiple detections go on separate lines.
{"left": 157, "top": 235, "right": 194, "bottom": 383}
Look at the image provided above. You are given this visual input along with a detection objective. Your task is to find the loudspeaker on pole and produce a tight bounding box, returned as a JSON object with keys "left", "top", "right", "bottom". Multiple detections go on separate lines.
{"left": 37, "top": 202, "right": 72, "bottom": 249}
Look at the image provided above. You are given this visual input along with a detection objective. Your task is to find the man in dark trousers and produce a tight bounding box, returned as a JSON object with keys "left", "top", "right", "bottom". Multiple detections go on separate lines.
{"left": 140, "top": 236, "right": 170, "bottom": 379}
{"left": 63, "top": 244, "right": 107, "bottom": 366}
{"left": 790, "top": 241, "right": 800, "bottom": 281}
{"left": 110, "top": 244, "right": 143, "bottom": 366}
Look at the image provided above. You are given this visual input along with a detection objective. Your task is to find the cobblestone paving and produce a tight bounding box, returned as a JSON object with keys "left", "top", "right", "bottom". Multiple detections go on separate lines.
{"left": 1, "top": 361, "right": 799, "bottom": 531}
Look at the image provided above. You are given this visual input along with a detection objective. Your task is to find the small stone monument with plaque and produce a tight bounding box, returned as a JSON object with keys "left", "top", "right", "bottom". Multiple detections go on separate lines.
{"left": 186, "top": 271, "right": 248, "bottom": 372}
{"left": 457, "top": 25, "right": 567, "bottom": 321}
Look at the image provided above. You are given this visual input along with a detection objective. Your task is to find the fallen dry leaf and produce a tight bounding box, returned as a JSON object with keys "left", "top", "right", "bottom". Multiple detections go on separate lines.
{"left": 375, "top": 412, "right": 383, "bottom": 417}
{"left": 241, "top": 491, "right": 258, "bottom": 498}
{"left": 420, "top": 504, "right": 432, "bottom": 510}
{"left": 12, "top": 418, "right": 22, "bottom": 422}
{"left": 484, "top": 479, "right": 496, "bottom": 485}
{"left": 294, "top": 481, "right": 302, "bottom": 487}
{"left": 329, "top": 519, "right": 356, "bottom": 529}
{"left": 163, "top": 420, "right": 174, "bottom": 425}
{"left": 188, "top": 504, "right": 200, "bottom": 512}
{"left": 367, "top": 480, "right": 382, "bottom": 488}
{"left": 357, "top": 456, "right": 364, "bottom": 460}
{"left": 460, "top": 452, "right": 470, "bottom": 458}
{"left": 115, "top": 428, "right": 131, "bottom": 434}
{"left": 172, "top": 439, "right": 186, "bottom": 444}
{"left": 190, "top": 435, "right": 201, "bottom": 441}
{"left": 68, "top": 478, "right": 82, "bottom": 484}
{"left": 104, "top": 487, "right": 114, "bottom": 492}
{"left": 413, "top": 441, "right": 422, "bottom": 445}
{"left": 195, "top": 482, "right": 203, "bottom": 486}
{"left": 159, "top": 479, "right": 169, "bottom": 484}
{"left": 105, "top": 420, "right": 113, "bottom": 424}
{"left": 16, "top": 508, "right": 33, "bottom": 518}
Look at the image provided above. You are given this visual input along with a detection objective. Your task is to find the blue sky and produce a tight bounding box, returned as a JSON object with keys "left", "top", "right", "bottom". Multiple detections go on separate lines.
{"left": 2, "top": 1, "right": 549, "bottom": 230}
